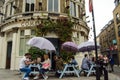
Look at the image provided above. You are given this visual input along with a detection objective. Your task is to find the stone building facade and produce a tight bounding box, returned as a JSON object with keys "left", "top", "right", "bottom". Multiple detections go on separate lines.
{"left": 113, "top": 0, "right": 120, "bottom": 65}
{"left": 99, "top": 20, "right": 119, "bottom": 65}
{"left": 0, "top": 0, "right": 89, "bottom": 70}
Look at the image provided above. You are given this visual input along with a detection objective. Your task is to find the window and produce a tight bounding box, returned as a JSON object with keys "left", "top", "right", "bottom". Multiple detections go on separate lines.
{"left": 5, "top": 1, "right": 14, "bottom": 17}
{"left": 25, "top": 0, "right": 35, "bottom": 12}
{"left": 78, "top": 5, "right": 81, "bottom": 18}
{"left": 19, "top": 37, "right": 31, "bottom": 56}
{"left": 118, "top": 25, "right": 120, "bottom": 31}
{"left": 5, "top": 5, "right": 8, "bottom": 17}
{"left": 48, "top": 0, "right": 59, "bottom": 12}
{"left": 19, "top": 30, "right": 34, "bottom": 56}
{"left": 116, "top": 13, "right": 120, "bottom": 24}
{"left": 70, "top": 1, "right": 76, "bottom": 17}
{"left": 118, "top": 31, "right": 120, "bottom": 37}
{"left": 114, "top": 0, "right": 119, "bottom": 6}
{"left": 77, "top": 32, "right": 79, "bottom": 38}
{"left": 10, "top": 2, "right": 14, "bottom": 15}
{"left": 0, "top": 16, "right": 3, "bottom": 23}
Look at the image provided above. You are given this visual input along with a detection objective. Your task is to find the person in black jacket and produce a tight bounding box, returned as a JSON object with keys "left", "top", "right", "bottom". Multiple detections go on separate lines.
{"left": 109, "top": 55, "right": 114, "bottom": 72}
{"left": 97, "top": 54, "right": 104, "bottom": 76}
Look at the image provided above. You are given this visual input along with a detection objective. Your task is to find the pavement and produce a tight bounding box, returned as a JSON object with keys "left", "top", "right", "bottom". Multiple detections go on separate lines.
{"left": 0, "top": 66, "right": 120, "bottom": 80}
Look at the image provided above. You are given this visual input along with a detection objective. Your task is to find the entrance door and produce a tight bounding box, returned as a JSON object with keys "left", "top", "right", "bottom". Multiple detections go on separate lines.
{"left": 46, "top": 38, "right": 61, "bottom": 70}
{"left": 6, "top": 41, "right": 12, "bottom": 69}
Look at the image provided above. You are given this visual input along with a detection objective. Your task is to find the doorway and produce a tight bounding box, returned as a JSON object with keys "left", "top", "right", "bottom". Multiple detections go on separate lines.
{"left": 6, "top": 41, "right": 12, "bottom": 69}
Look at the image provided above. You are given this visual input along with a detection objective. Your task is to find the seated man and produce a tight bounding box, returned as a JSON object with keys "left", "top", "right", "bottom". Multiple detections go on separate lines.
{"left": 81, "top": 54, "right": 92, "bottom": 70}
{"left": 81, "top": 54, "right": 92, "bottom": 76}
{"left": 19, "top": 53, "right": 34, "bottom": 80}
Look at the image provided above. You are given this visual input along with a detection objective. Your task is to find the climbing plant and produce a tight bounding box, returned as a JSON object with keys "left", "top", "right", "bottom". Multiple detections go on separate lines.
{"left": 28, "top": 47, "right": 46, "bottom": 60}
{"left": 35, "top": 16, "right": 74, "bottom": 42}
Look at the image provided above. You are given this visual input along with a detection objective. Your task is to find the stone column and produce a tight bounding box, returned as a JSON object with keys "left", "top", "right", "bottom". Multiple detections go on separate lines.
{"left": 0, "top": 32, "right": 7, "bottom": 68}
{"left": 10, "top": 27, "right": 18, "bottom": 70}
{"left": 0, "top": 32, "right": 5, "bottom": 68}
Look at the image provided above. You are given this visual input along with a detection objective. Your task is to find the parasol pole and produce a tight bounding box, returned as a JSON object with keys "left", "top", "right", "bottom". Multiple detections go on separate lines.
{"left": 89, "top": 0, "right": 100, "bottom": 80}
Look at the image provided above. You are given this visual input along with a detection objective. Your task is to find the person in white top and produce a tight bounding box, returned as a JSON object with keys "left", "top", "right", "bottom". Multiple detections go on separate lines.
{"left": 19, "top": 53, "right": 34, "bottom": 80}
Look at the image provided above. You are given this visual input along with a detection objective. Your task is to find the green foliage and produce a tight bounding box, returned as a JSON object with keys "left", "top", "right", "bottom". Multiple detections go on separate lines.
{"left": 60, "top": 50, "right": 74, "bottom": 62}
{"left": 28, "top": 47, "right": 46, "bottom": 59}
{"left": 36, "top": 17, "right": 74, "bottom": 42}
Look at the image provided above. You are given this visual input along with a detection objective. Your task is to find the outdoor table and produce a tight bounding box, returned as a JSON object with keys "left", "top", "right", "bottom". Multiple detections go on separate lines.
{"left": 81, "top": 64, "right": 96, "bottom": 77}
{"left": 87, "top": 64, "right": 96, "bottom": 77}
{"left": 59, "top": 64, "right": 80, "bottom": 78}
{"left": 29, "top": 64, "right": 41, "bottom": 75}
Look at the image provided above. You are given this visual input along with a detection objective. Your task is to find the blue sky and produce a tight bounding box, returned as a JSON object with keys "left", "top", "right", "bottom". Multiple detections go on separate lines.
{"left": 85, "top": 0, "right": 115, "bottom": 40}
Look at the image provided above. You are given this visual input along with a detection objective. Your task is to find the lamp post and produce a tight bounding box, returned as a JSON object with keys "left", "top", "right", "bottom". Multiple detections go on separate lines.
{"left": 89, "top": 0, "right": 101, "bottom": 80}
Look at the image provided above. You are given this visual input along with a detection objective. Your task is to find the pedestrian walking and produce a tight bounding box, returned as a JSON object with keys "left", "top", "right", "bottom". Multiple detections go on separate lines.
{"left": 109, "top": 55, "right": 114, "bottom": 72}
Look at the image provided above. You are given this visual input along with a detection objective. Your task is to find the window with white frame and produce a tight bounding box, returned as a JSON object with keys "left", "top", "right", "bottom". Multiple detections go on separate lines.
{"left": 19, "top": 30, "right": 35, "bottom": 56}
{"left": 48, "top": 0, "right": 59, "bottom": 12}
{"left": 70, "top": 1, "right": 76, "bottom": 17}
{"left": 25, "top": 0, "right": 35, "bottom": 12}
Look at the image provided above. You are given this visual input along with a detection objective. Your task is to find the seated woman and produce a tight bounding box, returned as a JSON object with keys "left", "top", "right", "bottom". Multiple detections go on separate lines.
{"left": 30, "top": 56, "right": 42, "bottom": 72}
{"left": 69, "top": 56, "right": 78, "bottom": 66}
{"left": 34, "top": 54, "right": 51, "bottom": 80}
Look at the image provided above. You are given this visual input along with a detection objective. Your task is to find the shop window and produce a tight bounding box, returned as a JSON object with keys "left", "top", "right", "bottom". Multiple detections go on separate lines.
{"left": 70, "top": 1, "right": 76, "bottom": 17}
{"left": 48, "top": 0, "right": 59, "bottom": 12}
{"left": 25, "top": 0, "right": 35, "bottom": 12}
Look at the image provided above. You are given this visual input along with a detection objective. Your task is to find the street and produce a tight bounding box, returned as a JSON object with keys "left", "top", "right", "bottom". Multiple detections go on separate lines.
{"left": 0, "top": 66, "right": 120, "bottom": 80}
